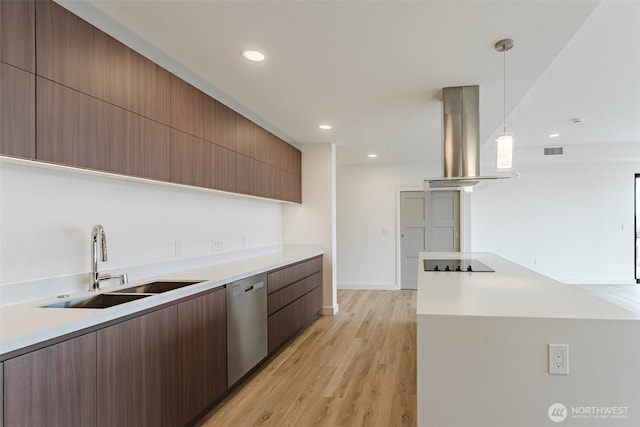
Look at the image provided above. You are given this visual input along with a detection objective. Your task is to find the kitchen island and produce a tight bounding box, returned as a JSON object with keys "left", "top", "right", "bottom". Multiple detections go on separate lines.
{"left": 417, "top": 252, "right": 640, "bottom": 427}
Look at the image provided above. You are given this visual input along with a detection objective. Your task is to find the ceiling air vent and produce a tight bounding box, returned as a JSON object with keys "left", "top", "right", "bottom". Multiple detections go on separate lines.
{"left": 544, "top": 146, "right": 564, "bottom": 156}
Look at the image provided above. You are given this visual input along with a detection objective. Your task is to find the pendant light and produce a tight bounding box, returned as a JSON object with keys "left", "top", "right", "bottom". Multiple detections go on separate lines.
{"left": 495, "top": 38, "right": 514, "bottom": 170}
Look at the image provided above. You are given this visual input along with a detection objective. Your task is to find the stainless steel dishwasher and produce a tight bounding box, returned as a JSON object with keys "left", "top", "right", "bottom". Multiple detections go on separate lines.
{"left": 226, "top": 273, "right": 268, "bottom": 387}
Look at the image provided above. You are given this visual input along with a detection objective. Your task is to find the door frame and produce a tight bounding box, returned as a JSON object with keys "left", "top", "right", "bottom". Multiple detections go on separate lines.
{"left": 395, "top": 185, "right": 471, "bottom": 289}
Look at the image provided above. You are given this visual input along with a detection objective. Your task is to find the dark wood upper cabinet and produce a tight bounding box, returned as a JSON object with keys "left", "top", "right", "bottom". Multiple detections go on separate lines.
{"left": 235, "top": 114, "right": 257, "bottom": 159}
{"left": 171, "top": 129, "right": 211, "bottom": 188}
{"left": 0, "top": 63, "right": 35, "bottom": 158}
{"left": 94, "top": 30, "right": 170, "bottom": 123}
{"left": 37, "top": 77, "right": 111, "bottom": 171}
{"left": 97, "top": 306, "right": 179, "bottom": 427}
{"left": 3, "top": 333, "right": 97, "bottom": 427}
{"left": 36, "top": 0, "right": 95, "bottom": 96}
{"left": 170, "top": 75, "right": 215, "bottom": 142}
{"left": 214, "top": 100, "right": 236, "bottom": 151}
{"left": 177, "top": 287, "right": 227, "bottom": 425}
{"left": 110, "top": 109, "right": 171, "bottom": 182}
{"left": 212, "top": 143, "right": 236, "bottom": 193}
{"left": 37, "top": 0, "right": 169, "bottom": 123}
{"left": 37, "top": 77, "right": 170, "bottom": 180}
{"left": 21, "top": 0, "right": 302, "bottom": 202}
{"left": 0, "top": 0, "right": 35, "bottom": 72}
{"left": 235, "top": 154, "right": 256, "bottom": 196}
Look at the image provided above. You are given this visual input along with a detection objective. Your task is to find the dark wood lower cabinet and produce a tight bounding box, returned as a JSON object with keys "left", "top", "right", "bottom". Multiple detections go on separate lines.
{"left": 177, "top": 287, "right": 227, "bottom": 425}
{"left": 0, "top": 361, "right": 3, "bottom": 427}
{"left": 267, "top": 256, "right": 323, "bottom": 353}
{"left": 3, "top": 333, "right": 97, "bottom": 427}
{"left": 268, "top": 286, "right": 322, "bottom": 354}
{"left": 97, "top": 305, "right": 178, "bottom": 427}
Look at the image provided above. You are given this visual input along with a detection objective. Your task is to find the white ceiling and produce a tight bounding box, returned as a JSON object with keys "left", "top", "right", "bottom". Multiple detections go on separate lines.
{"left": 59, "top": 0, "right": 640, "bottom": 166}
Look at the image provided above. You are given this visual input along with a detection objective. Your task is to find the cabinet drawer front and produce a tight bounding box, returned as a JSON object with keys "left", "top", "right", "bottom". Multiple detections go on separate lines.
{"left": 268, "top": 271, "right": 321, "bottom": 316}
{"left": 268, "top": 286, "right": 321, "bottom": 354}
{"left": 267, "top": 256, "right": 322, "bottom": 294}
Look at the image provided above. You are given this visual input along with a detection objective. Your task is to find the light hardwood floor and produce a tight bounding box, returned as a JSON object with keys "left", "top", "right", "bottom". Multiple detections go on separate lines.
{"left": 199, "top": 290, "right": 417, "bottom": 427}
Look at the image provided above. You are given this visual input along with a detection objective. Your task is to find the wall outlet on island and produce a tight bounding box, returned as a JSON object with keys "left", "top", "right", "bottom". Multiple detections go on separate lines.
{"left": 174, "top": 241, "right": 183, "bottom": 257}
{"left": 548, "top": 344, "right": 569, "bottom": 375}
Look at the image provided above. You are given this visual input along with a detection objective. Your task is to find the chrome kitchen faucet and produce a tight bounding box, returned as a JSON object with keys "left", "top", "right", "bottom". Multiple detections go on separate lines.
{"left": 90, "top": 224, "right": 127, "bottom": 291}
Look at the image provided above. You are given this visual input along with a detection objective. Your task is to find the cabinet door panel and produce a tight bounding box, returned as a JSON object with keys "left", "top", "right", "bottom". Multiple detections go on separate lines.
{"left": 36, "top": 77, "right": 110, "bottom": 171}
{"left": 171, "top": 129, "right": 213, "bottom": 188}
{"left": 212, "top": 143, "right": 236, "bottom": 193}
{"left": 214, "top": 101, "right": 236, "bottom": 150}
{"left": 0, "top": 0, "right": 35, "bottom": 72}
{"left": 110, "top": 110, "right": 171, "bottom": 182}
{"left": 177, "top": 288, "right": 227, "bottom": 425}
{"left": 235, "top": 154, "right": 256, "bottom": 196}
{"left": 170, "top": 76, "right": 214, "bottom": 142}
{"left": 36, "top": 0, "right": 95, "bottom": 95}
{"left": 4, "top": 334, "right": 97, "bottom": 427}
{"left": 97, "top": 306, "right": 178, "bottom": 427}
{"left": 235, "top": 114, "right": 256, "bottom": 159}
{"left": 95, "top": 31, "right": 170, "bottom": 123}
{"left": 0, "top": 63, "right": 35, "bottom": 158}
{"left": 37, "top": 1, "right": 169, "bottom": 122}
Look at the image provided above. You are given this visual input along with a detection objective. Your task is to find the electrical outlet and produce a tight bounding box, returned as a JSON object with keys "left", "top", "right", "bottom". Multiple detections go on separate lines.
{"left": 548, "top": 344, "right": 569, "bottom": 375}
{"left": 212, "top": 238, "right": 224, "bottom": 252}
{"left": 174, "top": 241, "right": 183, "bottom": 257}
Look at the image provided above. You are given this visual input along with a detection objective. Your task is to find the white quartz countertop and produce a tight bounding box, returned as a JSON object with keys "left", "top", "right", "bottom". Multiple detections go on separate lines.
{"left": 0, "top": 246, "right": 323, "bottom": 358}
{"left": 418, "top": 252, "right": 639, "bottom": 320}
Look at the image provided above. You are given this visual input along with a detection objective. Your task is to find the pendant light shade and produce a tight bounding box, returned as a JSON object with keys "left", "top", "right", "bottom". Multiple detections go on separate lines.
{"left": 496, "top": 134, "right": 514, "bottom": 170}
{"left": 495, "top": 39, "right": 515, "bottom": 170}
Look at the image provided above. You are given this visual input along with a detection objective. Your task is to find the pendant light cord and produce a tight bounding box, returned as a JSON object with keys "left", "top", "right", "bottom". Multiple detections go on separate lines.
{"left": 503, "top": 48, "right": 507, "bottom": 135}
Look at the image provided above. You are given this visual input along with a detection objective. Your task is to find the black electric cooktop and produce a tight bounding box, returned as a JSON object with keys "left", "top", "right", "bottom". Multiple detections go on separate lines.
{"left": 423, "top": 259, "right": 495, "bottom": 272}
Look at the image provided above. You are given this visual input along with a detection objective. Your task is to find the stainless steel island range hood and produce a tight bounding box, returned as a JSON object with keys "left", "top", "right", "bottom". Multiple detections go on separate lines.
{"left": 424, "top": 86, "right": 508, "bottom": 190}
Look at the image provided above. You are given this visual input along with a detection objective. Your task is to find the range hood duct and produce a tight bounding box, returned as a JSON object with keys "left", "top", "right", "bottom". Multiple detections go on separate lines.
{"left": 425, "top": 85, "right": 508, "bottom": 190}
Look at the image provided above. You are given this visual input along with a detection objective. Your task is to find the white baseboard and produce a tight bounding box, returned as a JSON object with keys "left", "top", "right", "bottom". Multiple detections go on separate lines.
{"left": 320, "top": 304, "right": 339, "bottom": 316}
{"left": 337, "top": 283, "right": 398, "bottom": 290}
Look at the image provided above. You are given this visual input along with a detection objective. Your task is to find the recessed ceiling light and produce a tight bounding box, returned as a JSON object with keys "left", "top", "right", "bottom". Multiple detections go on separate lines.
{"left": 549, "top": 133, "right": 560, "bottom": 138}
{"left": 242, "top": 50, "right": 266, "bottom": 62}
{"left": 368, "top": 153, "right": 378, "bottom": 158}
{"left": 318, "top": 124, "right": 332, "bottom": 130}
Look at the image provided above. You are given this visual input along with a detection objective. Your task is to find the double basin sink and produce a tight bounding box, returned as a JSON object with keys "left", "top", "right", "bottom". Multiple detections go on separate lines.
{"left": 43, "top": 280, "right": 205, "bottom": 309}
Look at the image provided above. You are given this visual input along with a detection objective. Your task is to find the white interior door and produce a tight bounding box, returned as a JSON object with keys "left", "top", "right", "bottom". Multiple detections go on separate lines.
{"left": 400, "top": 190, "right": 460, "bottom": 289}
{"left": 400, "top": 191, "right": 428, "bottom": 290}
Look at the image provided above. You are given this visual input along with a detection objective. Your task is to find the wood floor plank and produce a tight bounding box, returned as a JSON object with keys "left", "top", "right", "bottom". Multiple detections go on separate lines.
{"left": 199, "top": 290, "right": 416, "bottom": 427}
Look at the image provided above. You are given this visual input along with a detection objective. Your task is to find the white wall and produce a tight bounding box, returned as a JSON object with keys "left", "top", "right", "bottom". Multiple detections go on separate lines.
{"left": 0, "top": 159, "right": 282, "bottom": 287}
{"left": 336, "top": 160, "right": 438, "bottom": 289}
{"left": 283, "top": 144, "right": 338, "bottom": 314}
{"left": 472, "top": 143, "right": 640, "bottom": 284}
{"left": 336, "top": 143, "right": 639, "bottom": 288}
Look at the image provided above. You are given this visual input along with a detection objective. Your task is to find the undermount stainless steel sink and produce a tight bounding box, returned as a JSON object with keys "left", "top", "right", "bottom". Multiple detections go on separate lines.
{"left": 42, "top": 293, "right": 151, "bottom": 309}
{"left": 109, "top": 280, "right": 204, "bottom": 294}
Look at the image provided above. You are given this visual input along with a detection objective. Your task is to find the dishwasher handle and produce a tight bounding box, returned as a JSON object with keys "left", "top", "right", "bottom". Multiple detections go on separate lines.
{"left": 230, "top": 281, "right": 264, "bottom": 299}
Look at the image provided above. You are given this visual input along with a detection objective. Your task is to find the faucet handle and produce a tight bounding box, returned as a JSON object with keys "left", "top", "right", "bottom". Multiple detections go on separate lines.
{"left": 119, "top": 274, "right": 129, "bottom": 285}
